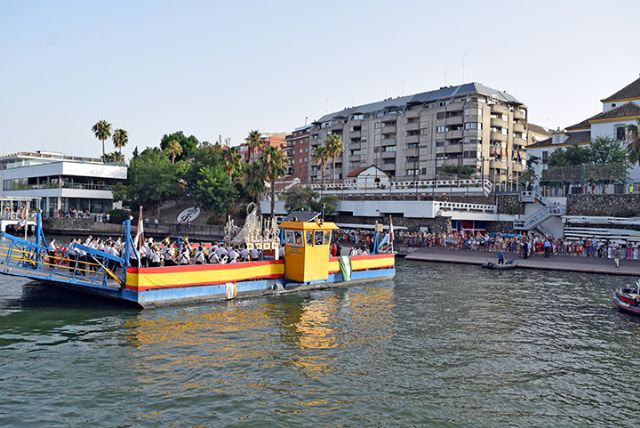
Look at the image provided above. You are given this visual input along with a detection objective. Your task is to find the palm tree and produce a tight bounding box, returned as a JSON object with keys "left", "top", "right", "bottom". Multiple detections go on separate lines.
{"left": 244, "top": 161, "right": 267, "bottom": 203}
{"left": 326, "top": 134, "right": 344, "bottom": 183}
{"left": 313, "top": 145, "right": 330, "bottom": 193}
{"left": 92, "top": 120, "right": 112, "bottom": 160}
{"left": 245, "top": 130, "right": 263, "bottom": 162}
{"left": 165, "top": 138, "right": 183, "bottom": 164}
{"left": 223, "top": 146, "right": 244, "bottom": 181}
{"left": 262, "top": 145, "right": 289, "bottom": 221}
{"left": 112, "top": 129, "right": 128, "bottom": 156}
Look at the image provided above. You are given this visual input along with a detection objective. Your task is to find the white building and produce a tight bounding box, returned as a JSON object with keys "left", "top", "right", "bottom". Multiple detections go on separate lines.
{"left": 0, "top": 151, "right": 127, "bottom": 217}
{"left": 528, "top": 76, "right": 640, "bottom": 191}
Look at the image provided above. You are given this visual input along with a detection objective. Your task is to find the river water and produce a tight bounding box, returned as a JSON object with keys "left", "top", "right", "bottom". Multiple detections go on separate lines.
{"left": 1, "top": 259, "right": 639, "bottom": 427}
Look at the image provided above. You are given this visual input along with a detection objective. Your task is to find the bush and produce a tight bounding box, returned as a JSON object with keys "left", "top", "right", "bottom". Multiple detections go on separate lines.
{"left": 107, "top": 208, "right": 131, "bottom": 224}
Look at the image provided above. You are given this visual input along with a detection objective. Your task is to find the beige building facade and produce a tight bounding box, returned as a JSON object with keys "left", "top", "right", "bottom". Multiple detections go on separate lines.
{"left": 309, "top": 82, "right": 529, "bottom": 186}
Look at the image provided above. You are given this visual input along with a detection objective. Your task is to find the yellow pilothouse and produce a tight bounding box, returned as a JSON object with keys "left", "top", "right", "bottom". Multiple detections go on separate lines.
{"left": 281, "top": 212, "right": 338, "bottom": 283}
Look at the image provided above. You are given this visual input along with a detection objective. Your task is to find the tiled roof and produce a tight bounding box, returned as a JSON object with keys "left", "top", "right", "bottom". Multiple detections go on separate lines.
{"left": 316, "top": 82, "right": 523, "bottom": 123}
{"left": 527, "top": 130, "right": 591, "bottom": 149}
{"left": 589, "top": 102, "right": 640, "bottom": 121}
{"left": 347, "top": 166, "right": 369, "bottom": 177}
{"left": 527, "top": 123, "right": 551, "bottom": 136}
{"left": 601, "top": 76, "right": 640, "bottom": 102}
{"left": 565, "top": 117, "right": 592, "bottom": 131}
{"left": 565, "top": 102, "right": 640, "bottom": 131}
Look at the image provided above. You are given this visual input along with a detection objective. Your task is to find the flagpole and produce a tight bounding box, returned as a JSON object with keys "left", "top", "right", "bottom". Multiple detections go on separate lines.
{"left": 23, "top": 201, "right": 29, "bottom": 241}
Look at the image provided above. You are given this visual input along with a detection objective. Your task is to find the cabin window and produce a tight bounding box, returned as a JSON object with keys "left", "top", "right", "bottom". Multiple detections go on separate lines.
{"left": 285, "top": 230, "right": 295, "bottom": 245}
{"left": 324, "top": 231, "right": 332, "bottom": 245}
{"left": 294, "top": 231, "right": 303, "bottom": 246}
{"left": 314, "top": 231, "right": 324, "bottom": 245}
{"left": 306, "top": 231, "right": 313, "bottom": 246}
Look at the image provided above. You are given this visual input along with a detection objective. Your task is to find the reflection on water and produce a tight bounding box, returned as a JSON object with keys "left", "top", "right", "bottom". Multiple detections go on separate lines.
{"left": 2, "top": 261, "right": 640, "bottom": 426}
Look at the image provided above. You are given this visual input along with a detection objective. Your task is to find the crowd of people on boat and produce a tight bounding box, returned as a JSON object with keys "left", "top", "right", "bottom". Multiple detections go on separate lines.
{"left": 393, "top": 230, "right": 640, "bottom": 261}
{"left": 46, "top": 236, "right": 274, "bottom": 272}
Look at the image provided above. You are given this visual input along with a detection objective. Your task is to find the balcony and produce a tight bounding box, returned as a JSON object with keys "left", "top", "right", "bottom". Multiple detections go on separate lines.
{"left": 513, "top": 136, "right": 527, "bottom": 146}
{"left": 382, "top": 137, "right": 396, "bottom": 146}
{"left": 381, "top": 151, "right": 396, "bottom": 159}
{"left": 405, "top": 122, "right": 420, "bottom": 131}
{"left": 405, "top": 148, "right": 420, "bottom": 157}
{"left": 514, "top": 110, "right": 526, "bottom": 120}
{"left": 444, "top": 144, "right": 463, "bottom": 154}
{"left": 446, "top": 115, "right": 463, "bottom": 125}
{"left": 490, "top": 117, "right": 507, "bottom": 128}
{"left": 445, "top": 129, "right": 463, "bottom": 139}
{"left": 382, "top": 125, "right": 396, "bottom": 133}
{"left": 405, "top": 135, "right": 420, "bottom": 144}
{"left": 513, "top": 122, "right": 525, "bottom": 133}
{"left": 349, "top": 155, "right": 362, "bottom": 162}
{"left": 490, "top": 159, "right": 506, "bottom": 170}
{"left": 350, "top": 130, "right": 361, "bottom": 138}
{"left": 512, "top": 162, "right": 525, "bottom": 172}
{"left": 490, "top": 131, "right": 507, "bottom": 142}
{"left": 491, "top": 104, "right": 509, "bottom": 115}
{"left": 350, "top": 143, "right": 362, "bottom": 150}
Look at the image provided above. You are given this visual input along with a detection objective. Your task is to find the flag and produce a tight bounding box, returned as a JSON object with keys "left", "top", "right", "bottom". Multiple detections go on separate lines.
{"left": 389, "top": 215, "right": 395, "bottom": 245}
{"left": 134, "top": 206, "right": 144, "bottom": 250}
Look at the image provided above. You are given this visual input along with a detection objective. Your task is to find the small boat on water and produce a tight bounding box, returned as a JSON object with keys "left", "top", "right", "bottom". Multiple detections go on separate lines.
{"left": 481, "top": 260, "right": 518, "bottom": 270}
{"left": 612, "top": 280, "right": 640, "bottom": 316}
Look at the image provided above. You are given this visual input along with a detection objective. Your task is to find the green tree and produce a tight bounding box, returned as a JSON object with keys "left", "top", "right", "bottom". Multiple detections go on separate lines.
{"left": 165, "top": 138, "right": 183, "bottom": 164}
{"left": 587, "top": 136, "right": 628, "bottom": 164}
{"left": 160, "top": 131, "right": 199, "bottom": 161}
{"left": 92, "top": 120, "right": 112, "bottom": 160}
{"left": 222, "top": 146, "right": 245, "bottom": 182}
{"left": 313, "top": 145, "right": 330, "bottom": 192}
{"left": 112, "top": 128, "right": 128, "bottom": 155}
{"left": 245, "top": 130, "right": 263, "bottom": 161}
{"left": 313, "top": 195, "right": 338, "bottom": 215}
{"left": 262, "top": 145, "right": 289, "bottom": 221}
{"left": 326, "top": 134, "right": 344, "bottom": 183}
{"left": 116, "top": 148, "right": 179, "bottom": 214}
{"left": 548, "top": 144, "right": 590, "bottom": 167}
{"left": 282, "top": 186, "right": 319, "bottom": 212}
{"left": 243, "top": 161, "right": 266, "bottom": 203}
{"left": 626, "top": 121, "right": 640, "bottom": 164}
{"left": 193, "top": 165, "right": 239, "bottom": 218}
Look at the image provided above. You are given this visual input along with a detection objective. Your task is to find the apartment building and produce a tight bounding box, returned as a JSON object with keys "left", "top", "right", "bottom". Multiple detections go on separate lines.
{"left": 308, "top": 82, "right": 528, "bottom": 185}
{"left": 238, "top": 132, "right": 287, "bottom": 163}
{"left": 284, "top": 125, "right": 311, "bottom": 180}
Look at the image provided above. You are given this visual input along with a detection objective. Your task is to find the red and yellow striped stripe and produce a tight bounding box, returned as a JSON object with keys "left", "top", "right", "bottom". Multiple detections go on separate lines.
{"left": 125, "top": 260, "right": 284, "bottom": 292}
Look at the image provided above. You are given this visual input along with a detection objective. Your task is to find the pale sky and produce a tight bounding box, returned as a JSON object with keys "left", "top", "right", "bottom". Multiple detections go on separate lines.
{"left": 1, "top": 0, "right": 639, "bottom": 158}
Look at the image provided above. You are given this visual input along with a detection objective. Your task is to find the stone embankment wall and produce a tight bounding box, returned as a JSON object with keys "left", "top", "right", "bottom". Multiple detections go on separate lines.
{"left": 566, "top": 194, "right": 640, "bottom": 217}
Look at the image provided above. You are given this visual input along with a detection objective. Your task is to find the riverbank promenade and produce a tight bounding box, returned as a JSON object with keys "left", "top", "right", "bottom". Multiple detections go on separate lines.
{"left": 405, "top": 247, "right": 640, "bottom": 276}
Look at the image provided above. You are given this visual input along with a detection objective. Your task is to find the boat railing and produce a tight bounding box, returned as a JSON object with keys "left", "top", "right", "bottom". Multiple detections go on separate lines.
{"left": 0, "top": 233, "right": 124, "bottom": 288}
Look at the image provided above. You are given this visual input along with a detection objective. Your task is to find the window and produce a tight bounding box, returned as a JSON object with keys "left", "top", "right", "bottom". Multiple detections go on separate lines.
{"left": 464, "top": 122, "right": 482, "bottom": 130}
{"left": 351, "top": 114, "right": 363, "bottom": 121}
{"left": 306, "top": 231, "right": 313, "bottom": 246}
{"left": 383, "top": 146, "right": 396, "bottom": 152}
{"left": 616, "top": 126, "right": 626, "bottom": 141}
{"left": 436, "top": 126, "right": 447, "bottom": 133}
{"left": 324, "top": 231, "right": 331, "bottom": 245}
{"left": 407, "top": 143, "right": 419, "bottom": 149}
{"left": 436, "top": 112, "right": 446, "bottom": 119}
{"left": 436, "top": 141, "right": 445, "bottom": 147}
{"left": 542, "top": 151, "right": 549, "bottom": 164}
{"left": 374, "top": 134, "right": 381, "bottom": 142}
{"left": 420, "top": 128, "right": 429, "bottom": 135}
{"left": 314, "top": 231, "right": 324, "bottom": 245}
{"left": 374, "top": 122, "right": 382, "bottom": 129}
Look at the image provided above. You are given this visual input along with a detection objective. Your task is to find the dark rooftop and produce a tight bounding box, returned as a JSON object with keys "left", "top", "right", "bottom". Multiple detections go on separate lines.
{"left": 601, "top": 76, "right": 640, "bottom": 102}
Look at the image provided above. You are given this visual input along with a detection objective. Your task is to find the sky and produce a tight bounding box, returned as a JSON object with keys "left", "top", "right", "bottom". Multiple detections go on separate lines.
{"left": 1, "top": 0, "right": 640, "bottom": 159}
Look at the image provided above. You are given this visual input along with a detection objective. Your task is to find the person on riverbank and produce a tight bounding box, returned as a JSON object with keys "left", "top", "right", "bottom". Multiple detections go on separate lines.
{"left": 613, "top": 245, "right": 621, "bottom": 268}
{"left": 543, "top": 238, "right": 552, "bottom": 258}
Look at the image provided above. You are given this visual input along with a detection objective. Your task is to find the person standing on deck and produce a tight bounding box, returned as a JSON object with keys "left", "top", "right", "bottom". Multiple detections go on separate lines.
{"left": 47, "top": 239, "right": 57, "bottom": 265}
{"left": 179, "top": 246, "right": 190, "bottom": 265}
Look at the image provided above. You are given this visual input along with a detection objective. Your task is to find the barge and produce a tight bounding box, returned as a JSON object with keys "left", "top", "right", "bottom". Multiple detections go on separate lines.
{"left": 0, "top": 212, "right": 395, "bottom": 308}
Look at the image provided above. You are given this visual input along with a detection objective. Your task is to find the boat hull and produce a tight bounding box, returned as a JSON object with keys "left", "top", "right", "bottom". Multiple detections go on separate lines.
{"left": 4, "top": 254, "right": 395, "bottom": 308}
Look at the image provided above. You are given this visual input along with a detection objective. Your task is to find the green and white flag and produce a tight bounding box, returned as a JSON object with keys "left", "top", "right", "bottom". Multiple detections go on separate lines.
{"left": 338, "top": 255, "right": 352, "bottom": 282}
